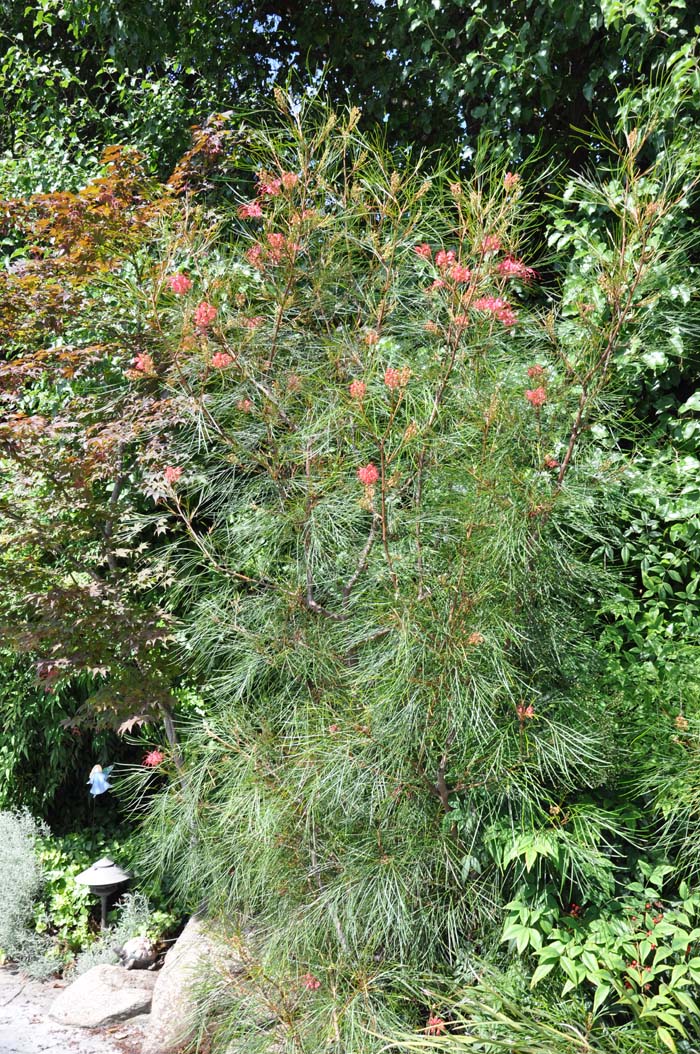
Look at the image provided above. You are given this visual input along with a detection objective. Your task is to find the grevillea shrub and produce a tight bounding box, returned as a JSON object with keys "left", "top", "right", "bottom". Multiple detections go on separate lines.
{"left": 106, "top": 95, "right": 697, "bottom": 1049}
{"left": 2, "top": 85, "right": 699, "bottom": 1049}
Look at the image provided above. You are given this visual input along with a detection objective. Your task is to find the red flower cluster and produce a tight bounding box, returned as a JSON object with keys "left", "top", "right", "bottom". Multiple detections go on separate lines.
{"left": 167, "top": 272, "right": 192, "bottom": 294}
{"left": 517, "top": 703, "right": 535, "bottom": 720}
{"left": 384, "top": 366, "right": 411, "bottom": 389}
{"left": 349, "top": 379, "right": 367, "bottom": 400}
{"left": 301, "top": 973, "right": 321, "bottom": 990}
{"left": 357, "top": 463, "right": 379, "bottom": 486}
{"left": 238, "top": 201, "right": 263, "bottom": 219}
{"left": 504, "top": 172, "right": 521, "bottom": 192}
{"left": 482, "top": 235, "right": 501, "bottom": 252}
{"left": 413, "top": 243, "right": 432, "bottom": 259}
{"left": 163, "top": 466, "right": 182, "bottom": 484}
{"left": 211, "top": 352, "right": 234, "bottom": 369}
{"left": 143, "top": 749, "right": 165, "bottom": 767}
{"left": 425, "top": 1015, "right": 447, "bottom": 1035}
{"left": 448, "top": 263, "right": 472, "bottom": 283}
{"left": 525, "top": 387, "right": 547, "bottom": 408}
{"left": 241, "top": 316, "right": 264, "bottom": 330}
{"left": 473, "top": 296, "right": 517, "bottom": 326}
{"left": 194, "top": 301, "right": 217, "bottom": 329}
{"left": 435, "top": 248, "right": 456, "bottom": 270}
{"left": 132, "top": 352, "right": 155, "bottom": 374}
{"left": 498, "top": 255, "right": 536, "bottom": 282}
{"left": 237, "top": 398, "right": 253, "bottom": 413}
{"left": 527, "top": 364, "right": 545, "bottom": 379}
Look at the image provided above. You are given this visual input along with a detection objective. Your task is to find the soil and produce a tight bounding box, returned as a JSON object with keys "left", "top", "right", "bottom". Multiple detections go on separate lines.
{"left": 0, "top": 965, "right": 147, "bottom": 1054}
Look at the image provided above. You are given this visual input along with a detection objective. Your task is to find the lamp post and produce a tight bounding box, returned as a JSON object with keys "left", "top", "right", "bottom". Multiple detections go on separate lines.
{"left": 75, "top": 857, "right": 130, "bottom": 929}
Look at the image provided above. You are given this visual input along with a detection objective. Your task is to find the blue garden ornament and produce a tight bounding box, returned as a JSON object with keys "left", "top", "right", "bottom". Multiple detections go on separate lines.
{"left": 88, "top": 764, "right": 113, "bottom": 796}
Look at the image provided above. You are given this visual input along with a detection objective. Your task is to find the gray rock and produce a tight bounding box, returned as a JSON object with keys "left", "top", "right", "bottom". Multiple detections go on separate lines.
{"left": 49, "top": 963, "right": 157, "bottom": 1028}
{"left": 142, "top": 917, "right": 244, "bottom": 1054}
{"left": 117, "top": 935, "right": 157, "bottom": 970}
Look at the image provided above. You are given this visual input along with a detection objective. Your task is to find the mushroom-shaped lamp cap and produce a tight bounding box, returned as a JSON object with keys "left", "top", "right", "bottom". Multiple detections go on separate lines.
{"left": 76, "top": 857, "right": 131, "bottom": 890}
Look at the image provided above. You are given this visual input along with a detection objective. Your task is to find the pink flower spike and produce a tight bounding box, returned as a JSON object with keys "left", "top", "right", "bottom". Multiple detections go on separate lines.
{"left": 357, "top": 463, "right": 379, "bottom": 486}
{"left": 237, "top": 398, "right": 253, "bottom": 413}
{"left": 164, "top": 466, "right": 183, "bottom": 484}
{"left": 364, "top": 329, "right": 380, "bottom": 346}
{"left": 527, "top": 364, "right": 545, "bottom": 379}
{"left": 301, "top": 973, "right": 321, "bottom": 991}
{"left": 448, "top": 263, "right": 472, "bottom": 283}
{"left": 281, "top": 171, "right": 299, "bottom": 190}
{"left": 482, "top": 235, "right": 501, "bottom": 253}
{"left": 194, "top": 301, "right": 217, "bottom": 329}
{"left": 516, "top": 704, "right": 535, "bottom": 720}
{"left": 238, "top": 201, "right": 263, "bottom": 219}
{"left": 143, "top": 749, "right": 165, "bottom": 767}
{"left": 167, "top": 272, "right": 193, "bottom": 295}
{"left": 525, "top": 387, "right": 547, "bottom": 408}
{"left": 384, "top": 366, "right": 410, "bottom": 390}
{"left": 497, "top": 306, "right": 517, "bottom": 327}
{"left": 413, "top": 243, "right": 432, "bottom": 259}
{"left": 426, "top": 1015, "right": 447, "bottom": 1035}
{"left": 245, "top": 244, "right": 264, "bottom": 268}
{"left": 473, "top": 296, "right": 507, "bottom": 313}
{"left": 435, "top": 248, "right": 457, "bottom": 270}
{"left": 211, "top": 352, "right": 234, "bottom": 369}
{"left": 132, "top": 352, "right": 155, "bottom": 374}
{"left": 349, "top": 379, "right": 367, "bottom": 400}
{"left": 428, "top": 278, "right": 447, "bottom": 291}
{"left": 498, "top": 255, "right": 536, "bottom": 282}
{"left": 242, "top": 316, "right": 264, "bottom": 330}
{"left": 504, "top": 172, "right": 521, "bottom": 192}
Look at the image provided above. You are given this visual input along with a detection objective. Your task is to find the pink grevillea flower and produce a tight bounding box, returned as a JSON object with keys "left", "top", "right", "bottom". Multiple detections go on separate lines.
{"left": 329, "top": 724, "right": 340, "bottom": 734}
{"left": 166, "top": 272, "right": 193, "bottom": 294}
{"left": 163, "top": 466, "right": 183, "bottom": 484}
{"left": 544, "top": 456, "right": 559, "bottom": 469}
{"left": 498, "top": 255, "right": 536, "bottom": 282}
{"left": 257, "top": 174, "right": 282, "bottom": 197}
{"left": 527, "top": 364, "right": 545, "bottom": 379}
{"left": 482, "top": 235, "right": 501, "bottom": 253}
{"left": 384, "top": 366, "right": 411, "bottom": 390}
{"left": 516, "top": 704, "right": 535, "bottom": 721}
{"left": 504, "top": 171, "right": 521, "bottom": 192}
{"left": 364, "top": 329, "right": 380, "bottom": 346}
{"left": 467, "top": 631, "right": 484, "bottom": 645}
{"left": 413, "top": 243, "right": 432, "bottom": 259}
{"left": 194, "top": 301, "right": 217, "bottom": 329}
{"left": 450, "top": 182, "right": 462, "bottom": 198}
{"left": 474, "top": 296, "right": 507, "bottom": 313}
{"left": 286, "top": 373, "right": 301, "bottom": 391}
{"left": 426, "top": 1015, "right": 447, "bottom": 1035}
{"left": 349, "top": 379, "right": 367, "bottom": 400}
{"left": 281, "top": 171, "right": 299, "bottom": 190}
{"left": 245, "top": 243, "right": 264, "bottom": 268}
{"left": 453, "top": 314, "right": 470, "bottom": 326}
{"left": 435, "top": 248, "right": 457, "bottom": 270}
{"left": 428, "top": 278, "right": 447, "bottom": 292}
{"left": 237, "top": 398, "right": 253, "bottom": 412}
{"left": 267, "top": 232, "right": 286, "bottom": 250}
{"left": 241, "top": 316, "right": 264, "bottom": 329}
{"left": 448, "top": 263, "right": 472, "bottom": 283}
{"left": 498, "top": 306, "right": 517, "bottom": 327}
{"left": 132, "top": 352, "right": 155, "bottom": 374}
{"left": 143, "top": 749, "right": 165, "bottom": 767}
{"left": 211, "top": 352, "right": 234, "bottom": 369}
{"left": 301, "top": 973, "right": 321, "bottom": 991}
{"left": 473, "top": 296, "right": 517, "bottom": 325}
{"left": 357, "top": 463, "right": 379, "bottom": 486}
{"left": 525, "top": 387, "right": 547, "bottom": 408}
{"left": 238, "top": 201, "right": 263, "bottom": 219}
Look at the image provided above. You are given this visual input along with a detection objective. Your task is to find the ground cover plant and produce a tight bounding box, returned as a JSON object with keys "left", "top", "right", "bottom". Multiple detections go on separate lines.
{"left": 0, "top": 36, "right": 699, "bottom": 1054}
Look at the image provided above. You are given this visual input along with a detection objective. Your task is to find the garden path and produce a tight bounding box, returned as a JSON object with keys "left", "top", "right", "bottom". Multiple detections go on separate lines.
{"left": 0, "top": 966, "right": 146, "bottom": 1054}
